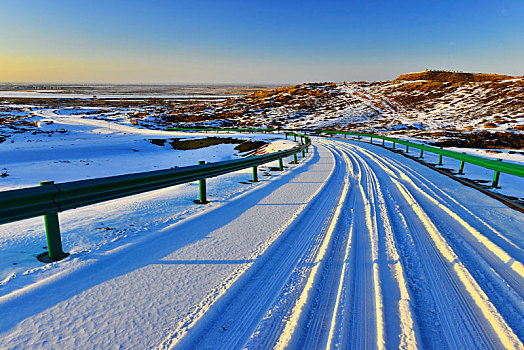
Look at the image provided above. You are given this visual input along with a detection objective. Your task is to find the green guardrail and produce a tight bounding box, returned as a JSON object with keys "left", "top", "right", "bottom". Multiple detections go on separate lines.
{"left": 170, "top": 127, "right": 523, "bottom": 187}
{"left": 312, "top": 130, "right": 524, "bottom": 187}
{"left": 170, "top": 127, "right": 523, "bottom": 185}
{"left": 168, "top": 127, "right": 309, "bottom": 145}
{"left": 0, "top": 133, "right": 310, "bottom": 262}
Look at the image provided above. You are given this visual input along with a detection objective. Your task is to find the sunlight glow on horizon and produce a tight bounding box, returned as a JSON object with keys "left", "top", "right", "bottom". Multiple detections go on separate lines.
{"left": 1, "top": 0, "right": 523, "bottom": 84}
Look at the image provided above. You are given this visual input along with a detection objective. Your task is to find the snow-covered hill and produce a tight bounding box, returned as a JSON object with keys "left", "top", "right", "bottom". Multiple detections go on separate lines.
{"left": 163, "top": 72, "right": 523, "bottom": 149}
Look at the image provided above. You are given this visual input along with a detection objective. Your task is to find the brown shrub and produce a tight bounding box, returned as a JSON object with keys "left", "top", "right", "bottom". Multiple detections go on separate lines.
{"left": 396, "top": 70, "right": 514, "bottom": 83}
{"left": 433, "top": 131, "right": 523, "bottom": 149}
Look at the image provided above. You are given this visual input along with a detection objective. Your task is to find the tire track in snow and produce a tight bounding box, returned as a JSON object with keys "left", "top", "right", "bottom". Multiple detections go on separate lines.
{"left": 164, "top": 136, "right": 522, "bottom": 349}
{"left": 348, "top": 142, "right": 524, "bottom": 340}
{"left": 341, "top": 144, "right": 417, "bottom": 349}
{"left": 271, "top": 144, "right": 352, "bottom": 350}
{"left": 266, "top": 140, "right": 416, "bottom": 349}
{"left": 160, "top": 144, "right": 342, "bottom": 349}
{"left": 339, "top": 140, "right": 524, "bottom": 348}
{"left": 340, "top": 142, "right": 493, "bottom": 348}
{"left": 274, "top": 142, "right": 383, "bottom": 349}
{"left": 356, "top": 143, "right": 524, "bottom": 281}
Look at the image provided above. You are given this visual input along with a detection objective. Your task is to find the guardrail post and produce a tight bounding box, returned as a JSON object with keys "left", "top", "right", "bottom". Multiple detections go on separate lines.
{"left": 358, "top": 135, "right": 361, "bottom": 140}
{"left": 293, "top": 154, "right": 298, "bottom": 163}
{"left": 39, "top": 181, "right": 66, "bottom": 261}
{"left": 306, "top": 146, "right": 309, "bottom": 153}
{"left": 294, "top": 134, "right": 297, "bottom": 142}
{"left": 492, "top": 159, "right": 502, "bottom": 188}
{"left": 197, "top": 161, "right": 208, "bottom": 204}
{"left": 405, "top": 145, "right": 409, "bottom": 153}
{"left": 458, "top": 160, "right": 465, "bottom": 175}
{"left": 382, "top": 139, "right": 385, "bottom": 146}
{"left": 302, "top": 149, "right": 305, "bottom": 157}
{"left": 392, "top": 142, "right": 395, "bottom": 148}
{"left": 285, "top": 133, "right": 288, "bottom": 140}
{"left": 252, "top": 166, "right": 259, "bottom": 182}
{"left": 370, "top": 137, "right": 373, "bottom": 143}
{"left": 279, "top": 158, "right": 284, "bottom": 171}
{"left": 438, "top": 147, "right": 443, "bottom": 165}
{"left": 419, "top": 149, "right": 424, "bottom": 158}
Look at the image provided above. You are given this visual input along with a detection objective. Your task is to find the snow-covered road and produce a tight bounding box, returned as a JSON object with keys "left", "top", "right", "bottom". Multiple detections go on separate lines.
{"left": 1, "top": 137, "right": 523, "bottom": 349}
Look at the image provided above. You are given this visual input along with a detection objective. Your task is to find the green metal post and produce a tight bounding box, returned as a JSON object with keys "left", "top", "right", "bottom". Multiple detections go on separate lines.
{"left": 492, "top": 159, "right": 502, "bottom": 188}
{"left": 306, "top": 147, "right": 309, "bottom": 153}
{"left": 438, "top": 154, "right": 443, "bottom": 165}
{"left": 405, "top": 145, "right": 409, "bottom": 153}
{"left": 39, "top": 181, "right": 65, "bottom": 260}
{"left": 358, "top": 135, "right": 361, "bottom": 140}
{"left": 302, "top": 149, "right": 305, "bottom": 157}
{"left": 458, "top": 160, "right": 465, "bottom": 174}
{"left": 419, "top": 149, "right": 424, "bottom": 158}
{"left": 370, "top": 137, "right": 373, "bottom": 143}
{"left": 198, "top": 161, "right": 207, "bottom": 204}
{"left": 285, "top": 133, "right": 288, "bottom": 140}
{"left": 294, "top": 134, "right": 297, "bottom": 142}
{"left": 279, "top": 158, "right": 284, "bottom": 171}
{"left": 382, "top": 139, "right": 385, "bottom": 146}
{"left": 293, "top": 154, "right": 298, "bottom": 163}
{"left": 252, "top": 166, "right": 259, "bottom": 182}
{"left": 392, "top": 142, "right": 396, "bottom": 148}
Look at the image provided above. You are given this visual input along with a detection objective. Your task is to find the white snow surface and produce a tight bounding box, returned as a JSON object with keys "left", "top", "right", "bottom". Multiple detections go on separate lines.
{"left": 1, "top": 110, "right": 523, "bottom": 349}
{"left": 0, "top": 108, "right": 297, "bottom": 291}
{"left": 0, "top": 91, "right": 233, "bottom": 99}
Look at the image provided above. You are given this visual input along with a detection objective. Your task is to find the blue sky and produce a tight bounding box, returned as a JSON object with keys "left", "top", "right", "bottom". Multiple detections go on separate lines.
{"left": 1, "top": 0, "right": 523, "bottom": 83}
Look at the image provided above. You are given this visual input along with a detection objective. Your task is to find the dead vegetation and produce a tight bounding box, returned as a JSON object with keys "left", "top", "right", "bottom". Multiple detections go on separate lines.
{"left": 431, "top": 131, "right": 524, "bottom": 149}
{"left": 147, "top": 137, "right": 266, "bottom": 152}
{"left": 397, "top": 70, "right": 515, "bottom": 83}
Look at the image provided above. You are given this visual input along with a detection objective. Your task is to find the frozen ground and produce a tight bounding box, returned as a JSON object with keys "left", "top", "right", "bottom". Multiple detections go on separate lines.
{"left": 0, "top": 108, "right": 297, "bottom": 291}
{"left": 0, "top": 90, "right": 233, "bottom": 99}
{"left": 0, "top": 107, "right": 523, "bottom": 349}
{"left": 1, "top": 132, "right": 523, "bottom": 348}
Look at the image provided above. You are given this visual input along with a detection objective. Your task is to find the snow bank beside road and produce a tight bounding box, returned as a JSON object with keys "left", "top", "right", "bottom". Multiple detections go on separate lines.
{"left": 0, "top": 144, "right": 321, "bottom": 349}
{"left": 0, "top": 108, "right": 298, "bottom": 292}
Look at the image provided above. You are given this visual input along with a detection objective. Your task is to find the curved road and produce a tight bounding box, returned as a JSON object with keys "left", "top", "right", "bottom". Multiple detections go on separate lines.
{"left": 1, "top": 137, "right": 523, "bottom": 349}
{"left": 166, "top": 138, "right": 524, "bottom": 349}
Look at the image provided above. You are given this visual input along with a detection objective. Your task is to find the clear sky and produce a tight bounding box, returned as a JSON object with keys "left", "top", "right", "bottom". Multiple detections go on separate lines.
{"left": 1, "top": 0, "right": 523, "bottom": 84}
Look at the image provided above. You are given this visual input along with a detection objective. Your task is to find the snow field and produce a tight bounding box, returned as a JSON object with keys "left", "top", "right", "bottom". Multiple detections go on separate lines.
{"left": 0, "top": 144, "right": 321, "bottom": 348}
{"left": 0, "top": 107, "right": 299, "bottom": 289}
{"left": 1, "top": 116, "right": 523, "bottom": 349}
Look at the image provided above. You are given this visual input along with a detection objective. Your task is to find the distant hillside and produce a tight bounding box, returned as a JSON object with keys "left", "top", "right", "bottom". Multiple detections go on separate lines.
{"left": 143, "top": 72, "right": 524, "bottom": 148}
{"left": 396, "top": 70, "right": 515, "bottom": 83}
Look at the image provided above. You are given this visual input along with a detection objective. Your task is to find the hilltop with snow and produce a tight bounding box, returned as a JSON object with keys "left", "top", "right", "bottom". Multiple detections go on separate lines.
{"left": 158, "top": 71, "right": 523, "bottom": 149}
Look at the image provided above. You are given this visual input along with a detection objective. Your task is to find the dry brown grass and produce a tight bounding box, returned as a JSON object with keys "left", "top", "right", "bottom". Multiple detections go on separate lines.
{"left": 397, "top": 81, "right": 445, "bottom": 92}
{"left": 397, "top": 70, "right": 514, "bottom": 83}
{"left": 432, "top": 131, "right": 523, "bottom": 149}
